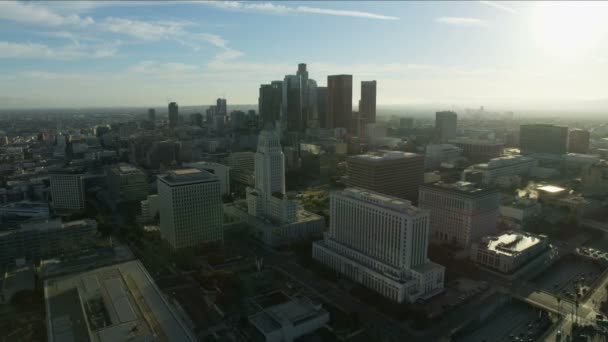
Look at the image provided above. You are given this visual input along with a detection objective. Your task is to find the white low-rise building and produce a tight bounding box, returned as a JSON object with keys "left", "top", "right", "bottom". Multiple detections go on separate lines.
{"left": 463, "top": 155, "right": 538, "bottom": 185}
{"left": 313, "top": 188, "right": 444, "bottom": 303}
{"left": 470, "top": 231, "right": 555, "bottom": 277}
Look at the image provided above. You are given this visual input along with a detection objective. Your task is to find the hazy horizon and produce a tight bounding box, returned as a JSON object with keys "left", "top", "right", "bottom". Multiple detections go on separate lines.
{"left": 1, "top": 1, "right": 608, "bottom": 110}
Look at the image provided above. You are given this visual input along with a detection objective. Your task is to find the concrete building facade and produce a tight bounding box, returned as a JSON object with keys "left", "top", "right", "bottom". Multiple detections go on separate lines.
{"left": 158, "top": 169, "right": 223, "bottom": 249}
{"left": 106, "top": 164, "right": 148, "bottom": 202}
{"left": 49, "top": 169, "right": 85, "bottom": 214}
{"left": 435, "top": 111, "right": 457, "bottom": 142}
{"left": 348, "top": 151, "right": 424, "bottom": 203}
{"left": 520, "top": 124, "right": 568, "bottom": 155}
{"left": 419, "top": 181, "right": 499, "bottom": 247}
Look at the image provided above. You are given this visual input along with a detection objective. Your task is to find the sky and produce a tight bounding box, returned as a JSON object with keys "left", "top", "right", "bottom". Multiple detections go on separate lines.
{"left": 1, "top": 1, "right": 608, "bottom": 110}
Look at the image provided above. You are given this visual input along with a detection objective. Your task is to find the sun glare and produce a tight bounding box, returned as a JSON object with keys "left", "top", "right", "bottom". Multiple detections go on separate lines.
{"left": 532, "top": 1, "right": 608, "bottom": 61}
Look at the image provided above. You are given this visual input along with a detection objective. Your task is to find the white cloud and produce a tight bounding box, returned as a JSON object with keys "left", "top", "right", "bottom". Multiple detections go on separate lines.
{"left": 0, "top": 41, "right": 117, "bottom": 60}
{"left": 478, "top": 1, "right": 517, "bottom": 14}
{"left": 435, "top": 17, "right": 487, "bottom": 26}
{"left": 196, "top": 33, "right": 228, "bottom": 48}
{"left": 0, "top": 1, "right": 94, "bottom": 27}
{"left": 203, "top": 1, "right": 399, "bottom": 20}
{"left": 100, "top": 17, "right": 189, "bottom": 41}
{"left": 295, "top": 6, "right": 399, "bottom": 20}
{"left": 130, "top": 60, "right": 200, "bottom": 74}
{"left": 99, "top": 17, "right": 242, "bottom": 59}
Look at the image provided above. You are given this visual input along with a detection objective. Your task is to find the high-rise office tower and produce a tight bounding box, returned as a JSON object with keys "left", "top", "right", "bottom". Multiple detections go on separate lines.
{"left": 296, "top": 63, "right": 319, "bottom": 129}
{"left": 568, "top": 128, "right": 590, "bottom": 154}
{"left": 148, "top": 108, "right": 156, "bottom": 123}
{"left": 418, "top": 181, "right": 499, "bottom": 247}
{"left": 519, "top": 124, "right": 568, "bottom": 155}
{"left": 270, "top": 63, "right": 319, "bottom": 134}
{"left": 158, "top": 169, "right": 223, "bottom": 249}
{"left": 259, "top": 81, "right": 283, "bottom": 126}
{"left": 359, "top": 80, "right": 377, "bottom": 126}
{"left": 282, "top": 75, "right": 301, "bottom": 133}
{"left": 313, "top": 188, "right": 445, "bottom": 303}
{"left": 216, "top": 98, "right": 227, "bottom": 116}
{"left": 246, "top": 128, "right": 296, "bottom": 224}
{"left": 306, "top": 78, "right": 319, "bottom": 129}
{"left": 347, "top": 151, "right": 424, "bottom": 203}
{"left": 327, "top": 74, "right": 353, "bottom": 132}
{"left": 50, "top": 168, "right": 86, "bottom": 213}
{"left": 316, "top": 87, "right": 328, "bottom": 129}
{"left": 435, "top": 111, "right": 457, "bottom": 142}
{"left": 168, "top": 102, "right": 179, "bottom": 128}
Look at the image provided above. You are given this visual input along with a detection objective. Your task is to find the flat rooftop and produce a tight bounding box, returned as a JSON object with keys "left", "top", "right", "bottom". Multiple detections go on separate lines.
{"left": 420, "top": 181, "right": 496, "bottom": 196}
{"left": 485, "top": 232, "right": 544, "bottom": 256}
{"left": 537, "top": 185, "right": 566, "bottom": 193}
{"left": 449, "top": 138, "right": 504, "bottom": 146}
{"left": 115, "top": 164, "right": 143, "bottom": 174}
{"left": 44, "top": 260, "right": 196, "bottom": 342}
{"left": 350, "top": 150, "right": 420, "bottom": 162}
{"left": 341, "top": 187, "right": 423, "bottom": 216}
{"left": 159, "top": 168, "right": 218, "bottom": 185}
{"left": 474, "top": 155, "right": 536, "bottom": 169}
{"left": 249, "top": 294, "right": 327, "bottom": 335}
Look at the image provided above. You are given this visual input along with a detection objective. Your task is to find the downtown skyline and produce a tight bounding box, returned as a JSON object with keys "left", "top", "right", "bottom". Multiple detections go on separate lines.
{"left": 1, "top": 1, "right": 608, "bottom": 110}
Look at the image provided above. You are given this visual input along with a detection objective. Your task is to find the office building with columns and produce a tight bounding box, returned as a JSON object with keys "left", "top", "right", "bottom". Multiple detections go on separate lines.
{"left": 313, "top": 188, "right": 444, "bottom": 303}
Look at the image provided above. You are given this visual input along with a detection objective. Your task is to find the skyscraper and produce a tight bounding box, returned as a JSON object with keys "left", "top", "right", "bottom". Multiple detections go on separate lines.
{"left": 216, "top": 98, "right": 227, "bottom": 116}
{"left": 296, "top": 63, "right": 319, "bottom": 129}
{"left": 568, "top": 128, "right": 590, "bottom": 154}
{"left": 519, "top": 124, "right": 568, "bottom": 155}
{"left": 327, "top": 74, "right": 353, "bottom": 132}
{"left": 168, "top": 102, "right": 179, "bottom": 128}
{"left": 312, "top": 188, "right": 445, "bottom": 303}
{"left": 316, "top": 87, "right": 328, "bottom": 129}
{"left": 359, "top": 80, "right": 377, "bottom": 126}
{"left": 282, "top": 75, "right": 301, "bottom": 133}
{"left": 435, "top": 111, "right": 457, "bottom": 142}
{"left": 259, "top": 81, "right": 282, "bottom": 126}
{"left": 347, "top": 151, "right": 424, "bottom": 203}
{"left": 418, "top": 181, "right": 499, "bottom": 247}
{"left": 158, "top": 169, "right": 223, "bottom": 249}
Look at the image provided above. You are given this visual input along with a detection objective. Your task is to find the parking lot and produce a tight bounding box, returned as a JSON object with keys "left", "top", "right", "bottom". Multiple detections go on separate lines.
{"left": 452, "top": 298, "right": 552, "bottom": 342}
{"left": 532, "top": 254, "right": 603, "bottom": 301}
